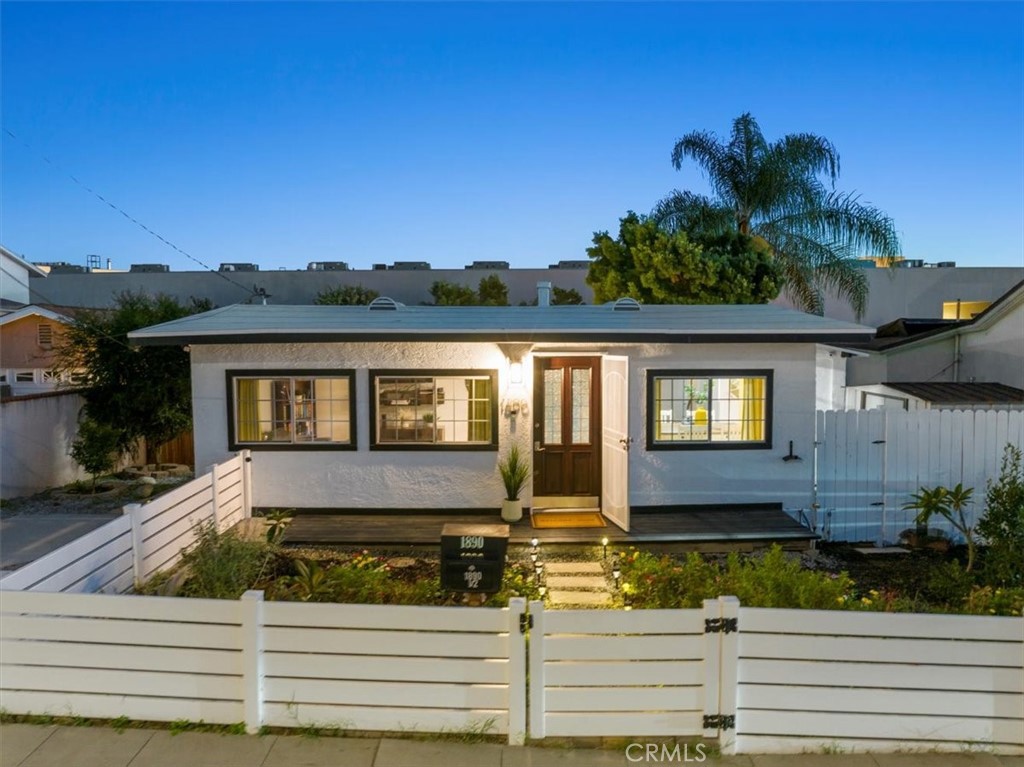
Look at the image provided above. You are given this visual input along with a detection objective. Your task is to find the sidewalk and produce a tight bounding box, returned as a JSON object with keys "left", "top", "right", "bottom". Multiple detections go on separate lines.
{"left": 2, "top": 725, "right": 1020, "bottom": 767}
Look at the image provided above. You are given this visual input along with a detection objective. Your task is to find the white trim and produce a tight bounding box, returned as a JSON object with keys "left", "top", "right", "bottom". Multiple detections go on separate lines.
{"left": 0, "top": 305, "right": 73, "bottom": 327}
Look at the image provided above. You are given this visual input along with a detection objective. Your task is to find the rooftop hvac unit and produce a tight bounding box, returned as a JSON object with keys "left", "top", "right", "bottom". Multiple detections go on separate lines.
{"left": 893, "top": 259, "right": 924, "bottom": 268}
{"left": 549, "top": 260, "right": 589, "bottom": 269}
{"left": 307, "top": 261, "right": 350, "bottom": 271}
{"left": 935, "top": 261, "right": 957, "bottom": 268}
{"left": 130, "top": 264, "right": 170, "bottom": 273}
{"left": 465, "top": 261, "right": 510, "bottom": 270}
{"left": 392, "top": 261, "right": 431, "bottom": 270}
{"left": 219, "top": 263, "right": 259, "bottom": 272}
{"left": 372, "top": 263, "right": 388, "bottom": 270}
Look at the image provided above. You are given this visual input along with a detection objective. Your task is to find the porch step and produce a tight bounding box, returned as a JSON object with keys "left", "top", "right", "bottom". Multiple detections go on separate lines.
{"left": 548, "top": 590, "right": 613, "bottom": 607}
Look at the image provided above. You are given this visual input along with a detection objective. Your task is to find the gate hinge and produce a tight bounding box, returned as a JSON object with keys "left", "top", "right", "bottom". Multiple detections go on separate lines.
{"left": 702, "top": 714, "right": 735, "bottom": 730}
{"left": 519, "top": 613, "right": 533, "bottom": 634}
{"left": 704, "top": 617, "right": 738, "bottom": 634}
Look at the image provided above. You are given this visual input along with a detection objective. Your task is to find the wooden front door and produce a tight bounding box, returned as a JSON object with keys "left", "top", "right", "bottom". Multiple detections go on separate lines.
{"left": 532, "top": 357, "right": 601, "bottom": 497}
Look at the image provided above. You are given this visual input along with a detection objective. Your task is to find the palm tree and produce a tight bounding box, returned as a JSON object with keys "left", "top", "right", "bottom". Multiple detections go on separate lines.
{"left": 652, "top": 113, "right": 900, "bottom": 317}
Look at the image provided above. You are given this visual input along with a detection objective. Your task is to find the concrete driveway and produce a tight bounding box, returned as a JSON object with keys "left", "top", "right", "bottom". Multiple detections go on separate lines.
{"left": 0, "top": 513, "right": 117, "bottom": 573}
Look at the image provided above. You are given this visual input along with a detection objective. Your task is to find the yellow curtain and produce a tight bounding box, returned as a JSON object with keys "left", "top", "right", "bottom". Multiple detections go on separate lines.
{"left": 740, "top": 378, "right": 765, "bottom": 441}
{"left": 466, "top": 379, "right": 491, "bottom": 442}
{"left": 237, "top": 379, "right": 260, "bottom": 441}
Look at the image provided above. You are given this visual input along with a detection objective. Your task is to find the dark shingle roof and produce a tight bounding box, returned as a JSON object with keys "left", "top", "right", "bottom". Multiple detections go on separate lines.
{"left": 884, "top": 382, "right": 1024, "bottom": 405}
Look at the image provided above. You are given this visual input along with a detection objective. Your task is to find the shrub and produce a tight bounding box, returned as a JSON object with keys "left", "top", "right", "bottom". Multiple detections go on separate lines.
{"left": 619, "top": 545, "right": 855, "bottom": 611}
{"left": 69, "top": 418, "right": 121, "bottom": 492}
{"left": 177, "top": 523, "right": 279, "bottom": 599}
{"left": 976, "top": 444, "right": 1024, "bottom": 587}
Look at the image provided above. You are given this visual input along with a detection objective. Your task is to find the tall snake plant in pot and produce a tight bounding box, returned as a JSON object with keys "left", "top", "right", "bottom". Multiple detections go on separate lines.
{"left": 498, "top": 443, "right": 531, "bottom": 522}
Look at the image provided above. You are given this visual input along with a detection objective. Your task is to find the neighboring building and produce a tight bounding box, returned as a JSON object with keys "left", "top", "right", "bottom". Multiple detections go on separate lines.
{"left": 31, "top": 262, "right": 1024, "bottom": 329}
{"left": 129, "top": 296, "right": 873, "bottom": 529}
{"left": 846, "top": 280, "right": 1024, "bottom": 409}
{"left": 1, "top": 245, "right": 48, "bottom": 307}
{"left": 0, "top": 306, "right": 80, "bottom": 396}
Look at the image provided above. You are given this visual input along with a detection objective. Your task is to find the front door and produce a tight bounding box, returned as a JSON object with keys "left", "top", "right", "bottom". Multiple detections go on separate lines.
{"left": 532, "top": 357, "right": 601, "bottom": 497}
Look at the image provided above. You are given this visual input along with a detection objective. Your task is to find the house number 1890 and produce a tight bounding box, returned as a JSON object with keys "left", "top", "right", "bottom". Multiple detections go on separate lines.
{"left": 460, "top": 536, "right": 485, "bottom": 550}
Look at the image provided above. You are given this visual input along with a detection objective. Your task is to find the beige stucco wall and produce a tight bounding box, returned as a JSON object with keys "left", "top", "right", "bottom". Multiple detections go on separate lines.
{"left": 191, "top": 340, "right": 820, "bottom": 512}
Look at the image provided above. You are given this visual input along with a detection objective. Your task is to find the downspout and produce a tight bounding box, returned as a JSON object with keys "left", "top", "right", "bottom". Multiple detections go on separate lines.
{"left": 953, "top": 332, "right": 961, "bottom": 383}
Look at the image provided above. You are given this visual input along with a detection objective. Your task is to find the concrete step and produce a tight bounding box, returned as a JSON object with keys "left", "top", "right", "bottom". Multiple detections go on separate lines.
{"left": 545, "top": 561, "right": 603, "bottom": 575}
{"left": 546, "top": 575, "right": 608, "bottom": 590}
{"left": 549, "top": 590, "right": 613, "bottom": 607}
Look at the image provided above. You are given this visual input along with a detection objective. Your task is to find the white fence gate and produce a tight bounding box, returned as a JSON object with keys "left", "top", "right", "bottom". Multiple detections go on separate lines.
{"left": 815, "top": 409, "right": 1024, "bottom": 542}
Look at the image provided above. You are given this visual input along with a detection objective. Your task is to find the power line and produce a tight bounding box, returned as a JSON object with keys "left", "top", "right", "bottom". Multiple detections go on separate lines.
{"left": 3, "top": 127, "right": 258, "bottom": 300}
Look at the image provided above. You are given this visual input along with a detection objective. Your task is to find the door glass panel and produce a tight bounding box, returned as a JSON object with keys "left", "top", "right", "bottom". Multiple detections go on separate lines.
{"left": 543, "top": 369, "right": 563, "bottom": 445}
{"left": 571, "top": 368, "right": 591, "bottom": 444}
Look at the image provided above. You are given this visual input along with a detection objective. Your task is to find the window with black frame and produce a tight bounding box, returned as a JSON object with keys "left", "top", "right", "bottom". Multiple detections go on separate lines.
{"left": 373, "top": 371, "right": 496, "bottom": 448}
{"left": 229, "top": 372, "right": 354, "bottom": 448}
{"left": 648, "top": 370, "right": 772, "bottom": 448}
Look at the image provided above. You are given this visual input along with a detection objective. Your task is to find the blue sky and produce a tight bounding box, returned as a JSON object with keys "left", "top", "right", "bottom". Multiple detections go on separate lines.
{"left": 2, "top": 2, "right": 1022, "bottom": 272}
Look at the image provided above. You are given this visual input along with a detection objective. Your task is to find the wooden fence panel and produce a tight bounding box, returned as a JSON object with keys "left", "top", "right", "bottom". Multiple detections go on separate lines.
{"left": 816, "top": 409, "right": 1024, "bottom": 543}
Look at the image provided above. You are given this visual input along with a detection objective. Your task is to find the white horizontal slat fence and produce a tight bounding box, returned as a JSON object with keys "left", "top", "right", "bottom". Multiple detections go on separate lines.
{"left": 0, "top": 451, "right": 252, "bottom": 593}
{"left": 0, "top": 590, "right": 246, "bottom": 725}
{"left": 0, "top": 589, "right": 527, "bottom": 743}
{"left": 815, "top": 409, "right": 1024, "bottom": 543}
{"left": 527, "top": 599, "right": 716, "bottom": 739}
{"left": 730, "top": 606, "right": 1024, "bottom": 754}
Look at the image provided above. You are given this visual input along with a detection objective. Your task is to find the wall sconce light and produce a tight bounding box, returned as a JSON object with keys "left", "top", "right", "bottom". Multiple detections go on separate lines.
{"left": 782, "top": 440, "right": 802, "bottom": 462}
{"left": 510, "top": 361, "right": 523, "bottom": 385}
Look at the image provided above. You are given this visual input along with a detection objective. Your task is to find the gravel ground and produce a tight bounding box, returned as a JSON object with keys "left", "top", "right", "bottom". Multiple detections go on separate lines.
{"left": 0, "top": 476, "right": 193, "bottom": 518}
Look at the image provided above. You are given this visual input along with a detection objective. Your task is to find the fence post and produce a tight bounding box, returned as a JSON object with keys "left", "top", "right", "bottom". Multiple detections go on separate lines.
{"left": 527, "top": 600, "right": 546, "bottom": 740}
{"left": 507, "top": 597, "right": 527, "bottom": 746}
{"left": 241, "top": 589, "right": 265, "bottom": 734}
{"left": 702, "top": 598, "right": 721, "bottom": 740}
{"left": 207, "top": 463, "right": 221, "bottom": 529}
{"left": 718, "top": 596, "right": 740, "bottom": 756}
{"left": 239, "top": 449, "right": 253, "bottom": 518}
{"left": 123, "top": 503, "right": 145, "bottom": 585}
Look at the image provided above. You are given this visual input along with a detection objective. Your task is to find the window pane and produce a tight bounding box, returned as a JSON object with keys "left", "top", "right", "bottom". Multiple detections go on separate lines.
{"left": 543, "top": 369, "right": 563, "bottom": 445}
{"left": 234, "top": 375, "right": 352, "bottom": 445}
{"left": 571, "top": 368, "right": 591, "bottom": 444}
{"left": 652, "top": 374, "right": 766, "bottom": 445}
{"left": 376, "top": 373, "right": 492, "bottom": 445}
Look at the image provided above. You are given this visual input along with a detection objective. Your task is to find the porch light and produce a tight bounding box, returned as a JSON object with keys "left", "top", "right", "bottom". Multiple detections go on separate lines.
{"left": 510, "top": 361, "right": 523, "bottom": 385}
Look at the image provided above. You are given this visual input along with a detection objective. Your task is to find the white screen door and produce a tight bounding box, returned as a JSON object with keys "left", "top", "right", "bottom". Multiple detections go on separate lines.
{"left": 601, "top": 355, "right": 629, "bottom": 531}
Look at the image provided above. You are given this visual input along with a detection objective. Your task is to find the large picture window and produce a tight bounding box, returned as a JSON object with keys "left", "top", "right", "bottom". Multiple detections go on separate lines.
{"left": 227, "top": 370, "right": 355, "bottom": 450}
{"left": 647, "top": 370, "right": 772, "bottom": 449}
{"left": 371, "top": 370, "right": 497, "bottom": 450}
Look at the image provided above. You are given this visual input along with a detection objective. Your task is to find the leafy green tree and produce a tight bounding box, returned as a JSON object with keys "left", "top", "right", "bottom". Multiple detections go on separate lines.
{"left": 652, "top": 113, "right": 900, "bottom": 316}
{"left": 429, "top": 280, "right": 478, "bottom": 306}
{"left": 314, "top": 284, "right": 380, "bottom": 305}
{"left": 477, "top": 275, "right": 510, "bottom": 306}
{"left": 429, "top": 276, "right": 511, "bottom": 306}
{"left": 57, "top": 291, "right": 208, "bottom": 463}
{"left": 69, "top": 418, "right": 121, "bottom": 492}
{"left": 586, "top": 213, "right": 782, "bottom": 305}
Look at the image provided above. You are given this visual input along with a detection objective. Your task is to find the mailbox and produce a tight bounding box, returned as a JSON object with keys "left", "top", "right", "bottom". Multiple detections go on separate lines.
{"left": 440, "top": 523, "right": 509, "bottom": 594}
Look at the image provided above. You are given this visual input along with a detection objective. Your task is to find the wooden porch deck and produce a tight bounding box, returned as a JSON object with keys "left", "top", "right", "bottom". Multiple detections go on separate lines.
{"left": 282, "top": 506, "right": 815, "bottom": 550}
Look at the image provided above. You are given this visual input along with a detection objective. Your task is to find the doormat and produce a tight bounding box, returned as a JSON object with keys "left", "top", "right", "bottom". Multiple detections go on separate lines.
{"left": 531, "top": 510, "right": 606, "bottom": 529}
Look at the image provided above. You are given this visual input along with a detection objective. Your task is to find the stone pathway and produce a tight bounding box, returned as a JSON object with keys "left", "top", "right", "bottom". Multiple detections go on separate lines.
{"left": 544, "top": 560, "right": 614, "bottom": 607}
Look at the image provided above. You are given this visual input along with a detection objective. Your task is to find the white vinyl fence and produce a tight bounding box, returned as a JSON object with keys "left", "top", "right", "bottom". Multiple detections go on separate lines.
{"left": 0, "top": 451, "right": 252, "bottom": 593}
{"left": 0, "top": 590, "right": 528, "bottom": 744}
{"left": 815, "top": 409, "right": 1024, "bottom": 543}
{"left": 733, "top": 607, "right": 1024, "bottom": 754}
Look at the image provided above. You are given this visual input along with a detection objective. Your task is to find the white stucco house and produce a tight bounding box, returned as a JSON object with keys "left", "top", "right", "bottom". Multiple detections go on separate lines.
{"left": 1, "top": 245, "right": 48, "bottom": 309}
{"left": 129, "top": 295, "right": 872, "bottom": 531}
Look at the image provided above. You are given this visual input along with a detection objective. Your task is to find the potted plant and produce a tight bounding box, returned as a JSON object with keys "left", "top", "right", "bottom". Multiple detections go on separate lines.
{"left": 498, "top": 443, "right": 530, "bottom": 522}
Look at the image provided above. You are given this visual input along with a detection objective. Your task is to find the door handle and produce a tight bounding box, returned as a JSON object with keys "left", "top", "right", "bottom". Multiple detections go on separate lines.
{"left": 534, "top": 441, "right": 545, "bottom": 452}
{"left": 619, "top": 437, "right": 633, "bottom": 451}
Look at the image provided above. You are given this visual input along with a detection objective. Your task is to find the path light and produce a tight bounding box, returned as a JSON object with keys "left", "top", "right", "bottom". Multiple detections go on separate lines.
{"left": 538, "top": 585, "right": 547, "bottom": 598}
{"left": 623, "top": 582, "right": 633, "bottom": 610}
{"left": 534, "top": 561, "right": 544, "bottom": 582}
{"left": 601, "top": 537, "right": 609, "bottom": 560}
{"left": 612, "top": 561, "right": 621, "bottom": 589}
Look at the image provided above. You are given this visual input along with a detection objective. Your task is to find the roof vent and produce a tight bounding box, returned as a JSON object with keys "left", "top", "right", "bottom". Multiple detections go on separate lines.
{"left": 368, "top": 296, "right": 403, "bottom": 311}
{"left": 612, "top": 297, "right": 642, "bottom": 311}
